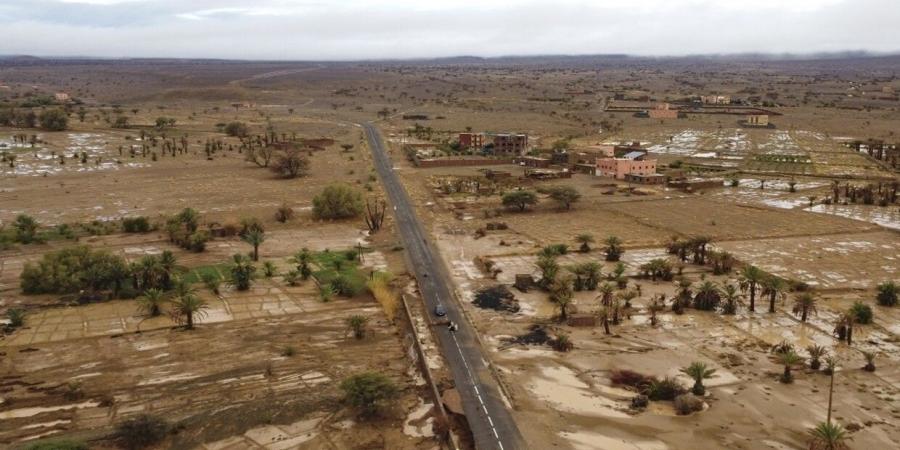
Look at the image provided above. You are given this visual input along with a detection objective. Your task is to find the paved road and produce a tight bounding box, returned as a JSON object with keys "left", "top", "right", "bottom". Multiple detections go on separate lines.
{"left": 363, "top": 123, "right": 525, "bottom": 450}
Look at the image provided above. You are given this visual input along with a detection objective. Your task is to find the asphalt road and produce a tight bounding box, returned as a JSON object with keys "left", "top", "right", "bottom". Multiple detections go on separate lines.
{"left": 363, "top": 123, "right": 525, "bottom": 450}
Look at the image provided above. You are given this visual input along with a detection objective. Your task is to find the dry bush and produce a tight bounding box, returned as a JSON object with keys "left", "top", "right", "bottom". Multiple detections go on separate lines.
{"left": 367, "top": 272, "right": 398, "bottom": 322}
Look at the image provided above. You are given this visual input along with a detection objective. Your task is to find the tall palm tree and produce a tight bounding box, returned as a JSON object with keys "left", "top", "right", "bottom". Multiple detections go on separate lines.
{"left": 792, "top": 293, "right": 818, "bottom": 322}
{"left": 170, "top": 291, "right": 208, "bottom": 330}
{"left": 550, "top": 275, "right": 574, "bottom": 322}
{"left": 575, "top": 233, "right": 594, "bottom": 253}
{"left": 808, "top": 421, "right": 850, "bottom": 450}
{"left": 159, "top": 250, "right": 178, "bottom": 289}
{"left": 739, "top": 265, "right": 765, "bottom": 312}
{"left": 242, "top": 229, "right": 265, "bottom": 261}
{"left": 680, "top": 361, "right": 716, "bottom": 396}
{"left": 138, "top": 288, "right": 166, "bottom": 317}
{"left": 777, "top": 350, "right": 803, "bottom": 383}
{"left": 761, "top": 276, "right": 786, "bottom": 313}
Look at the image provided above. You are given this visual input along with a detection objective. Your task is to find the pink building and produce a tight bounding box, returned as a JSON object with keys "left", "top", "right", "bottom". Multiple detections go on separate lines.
{"left": 596, "top": 152, "right": 657, "bottom": 179}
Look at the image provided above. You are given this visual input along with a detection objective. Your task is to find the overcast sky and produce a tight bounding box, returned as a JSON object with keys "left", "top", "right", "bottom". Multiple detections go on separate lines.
{"left": 1, "top": 0, "right": 898, "bottom": 60}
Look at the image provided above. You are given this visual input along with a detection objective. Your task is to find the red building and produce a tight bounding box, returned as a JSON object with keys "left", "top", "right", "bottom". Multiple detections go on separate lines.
{"left": 458, "top": 132, "right": 484, "bottom": 149}
{"left": 492, "top": 133, "right": 528, "bottom": 156}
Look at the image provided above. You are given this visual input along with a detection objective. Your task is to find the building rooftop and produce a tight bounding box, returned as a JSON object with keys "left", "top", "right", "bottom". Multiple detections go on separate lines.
{"left": 622, "top": 151, "right": 646, "bottom": 160}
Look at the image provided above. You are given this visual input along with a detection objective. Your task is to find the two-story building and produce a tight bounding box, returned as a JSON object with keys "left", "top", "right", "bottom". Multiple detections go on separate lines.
{"left": 596, "top": 151, "right": 658, "bottom": 180}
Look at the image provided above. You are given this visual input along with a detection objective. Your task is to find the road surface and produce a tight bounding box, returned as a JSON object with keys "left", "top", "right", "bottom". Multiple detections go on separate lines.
{"left": 363, "top": 123, "right": 525, "bottom": 450}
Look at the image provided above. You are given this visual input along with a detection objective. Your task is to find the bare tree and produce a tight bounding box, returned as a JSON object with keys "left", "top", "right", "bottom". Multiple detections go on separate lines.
{"left": 270, "top": 149, "right": 309, "bottom": 178}
{"left": 365, "top": 198, "right": 386, "bottom": 233}
{"left": 247, "top": 145, "right": 277, "bottom": 168}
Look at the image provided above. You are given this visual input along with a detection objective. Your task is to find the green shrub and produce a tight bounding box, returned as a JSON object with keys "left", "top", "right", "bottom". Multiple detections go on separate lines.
{"left": 39, "top": 108, "right": 68, "bottom": 131}
{"left": 849, "top": 301, "right": 873, "bottom": 324}
{"left": 644, "top": 376, "right": 686, "bottom": 401}
{"left": 122, "top": 216, "right": 151, "bottom": 233}
{"left": 6, "top": 308, "right": 26, "bottom": 329}
{"left": 877, "top": 281, "right": 898, "bottom": 307}
{"left": 340, "top": 372, "right": 399, "bottom": 417}
{"left": 21, "top": 246, "right": 129, "bottom": 295}
{"left": 312, "top": 184, "right": 364, "bottom": 220}
{"left": 186, "top": 231, "right": 210, "bottom": 252}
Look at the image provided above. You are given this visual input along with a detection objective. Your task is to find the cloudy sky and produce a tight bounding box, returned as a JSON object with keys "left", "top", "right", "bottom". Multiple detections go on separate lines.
{"left": 1, "top": 0, "right": 898, "bottom": 60}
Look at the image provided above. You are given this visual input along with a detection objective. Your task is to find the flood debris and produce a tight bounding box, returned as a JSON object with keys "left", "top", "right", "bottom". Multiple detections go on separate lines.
{"left": 472, "top": 285, "right": 520, "bottom": 312}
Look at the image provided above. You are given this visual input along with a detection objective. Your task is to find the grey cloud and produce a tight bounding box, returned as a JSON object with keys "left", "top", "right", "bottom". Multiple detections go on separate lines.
{"left": 1, "top": 0, "right": 898, "bottom": 59}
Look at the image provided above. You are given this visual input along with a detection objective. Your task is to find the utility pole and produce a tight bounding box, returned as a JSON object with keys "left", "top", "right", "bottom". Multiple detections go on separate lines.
{"left": 826, "top": 363, "right": 835, "bottom": 425}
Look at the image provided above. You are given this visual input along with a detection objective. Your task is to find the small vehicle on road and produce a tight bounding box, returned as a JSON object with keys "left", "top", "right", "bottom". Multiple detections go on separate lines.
{"left": 434, "top": 304, "right": 446, "bottom": 317}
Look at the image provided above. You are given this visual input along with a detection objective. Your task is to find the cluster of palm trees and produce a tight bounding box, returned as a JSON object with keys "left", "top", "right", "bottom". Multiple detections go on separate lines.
{"left": 737, "top": 265, "right": 788, "bottom": 313}
{"left": 533, "top": 240, "right": 633, "bottom": 325}
{"left": 573, "top": 234, "right": 625, "bottom": 262}
{"left": 666, "top": 235, "right": 735, "bottom": 275}
{"left": 138, "top": 280, "right": 208, "bottom": 330}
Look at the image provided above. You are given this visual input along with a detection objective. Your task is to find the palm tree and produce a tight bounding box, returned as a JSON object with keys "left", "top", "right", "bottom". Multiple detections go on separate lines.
{"left": 603, "top": 236, "right": 624, "bottom": 262}
{"left": 807, "top": 345, "right": 827, "bottom": 370}
{"left": 138, "top": 288, "right": 166, "bottom": 317}
{"left": 808, "top": 421, "right": 850, "bottom": 450}
{"left": 536, "top": 255, "right": 559, "bottom": 289}
{"left": 575, "top": 234, "right": 594, "bottom": 253}
{"left": 693, "top": 280, "right": 721, "bottom": 311}
{"left": 262, "top": 261, "right": 277, "bottom": 278}
{"left": 680, "top": 361, "right": 716, "bottom": 396}
{"left": 673, "top": 278, "right": 692, "bottom": 313}
{"left": 177, "top": 207, "right": 200, "bottom": 232}
{"left": 598, "top": 306, "right": 611, "bottom": 334}
{"left": 230, "top": 254, "right": 256, "bottom": 291}
{"left": 550, "top": 275, "right": 574, "bottom": 322}
{"left": 242, "top": 229, "right": 265, "bottom": 261}
{"left": 792, "top": 293, "right": 818, "bottom": 322}
{"left": 170, "top": 291, "right": 208, "bottom": 330}
{"left": 720, "top": 283, "right": 743, "bottom": 315}
{"left": 777, "top": 350, "right": 803, "bottom": 383}
{"left": 597, "top": 282, "right": 615, "bottom": 307}
{"left": 159, "top": 250, "right": 178, "bottom": 289}
{"left": 582, "top": 262, "right": 602, "bottom": 290}
{"left": 761, "top": 276, "right": 786, "bottom": 313}
{"left": 346, "top": 315, "right": 369, "bottom": 339}
{"left": 833, "top": 312, "right": 854, "bottom": 345}
{"left": 291, "top": 248, "right": 314, "bottom": 280}
{"left": 738, "top": 265, "right": 765, "bottom": 312}
{"left": 688, "top": 235, "right": 711, "bottom": 265}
